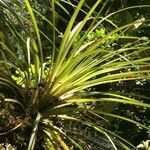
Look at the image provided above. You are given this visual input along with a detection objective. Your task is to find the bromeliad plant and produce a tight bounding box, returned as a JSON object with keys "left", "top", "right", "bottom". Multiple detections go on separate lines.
{"left": 0, "top": 0, "right": 150, "bottom": 149}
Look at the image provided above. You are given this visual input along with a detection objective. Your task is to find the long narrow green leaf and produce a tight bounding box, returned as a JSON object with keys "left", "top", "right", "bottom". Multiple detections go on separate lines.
{"left": 24, "top": 0, "right": 43, "bottom": 82}
{"left": 49, "top": 0, "right": 85, "bottom": 84}
{"left": 65, "top": 98, "right": 150, "bottom": 108}
{"left": 28, "top": 112, "right": 42, "bottom": 150}
{"left": 57, "top": 115, "right": 136, "bottom": 149}
{"left": 5, "top": 98, "right": 24, "bottom": 109}
{"left": 24, "top": 0, "right": 42, "bottom": 51}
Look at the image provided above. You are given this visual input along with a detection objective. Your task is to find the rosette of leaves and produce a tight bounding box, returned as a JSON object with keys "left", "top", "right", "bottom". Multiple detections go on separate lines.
{"left": 0, "top": 0, "right": 150, "bottom": 149}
